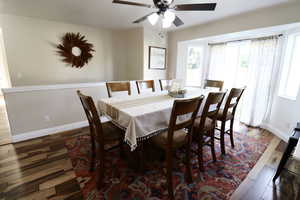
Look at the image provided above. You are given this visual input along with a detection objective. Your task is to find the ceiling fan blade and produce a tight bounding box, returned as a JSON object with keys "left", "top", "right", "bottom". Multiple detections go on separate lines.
{"left": 133, "top": 12, "right": 156, "bottom": 23}
{"left": 112, "top": 0, "right": 152, "bottom": 8}
{"left": 175, "top": 3, "right": 216, "bottom": 11}
{"left": 173, "top": 15, "right": 184, "bottom": 27}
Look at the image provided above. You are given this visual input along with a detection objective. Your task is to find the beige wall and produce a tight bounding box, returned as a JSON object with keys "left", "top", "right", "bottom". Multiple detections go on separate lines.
{"left": 126, "top": 28, "right": 144, "bottom": 80}
{"left": 143, "top": 28, "right": 167, "bottom": 80}
{"left": 0, "top": 14, "right": 116, "bottom": 86}
{"left": 113, "top": 27, "right": 168, "bottom": 81}
{"left": 112, "top": 28, "right": 144, "bottom": 81}
{"left": 167, "top": 1, "right": 300, "bottom": 78}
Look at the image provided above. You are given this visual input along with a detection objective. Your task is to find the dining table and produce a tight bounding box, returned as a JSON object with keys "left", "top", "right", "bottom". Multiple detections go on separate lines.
{"left": 98, "top": 88, "right": 213, "bottom": 151}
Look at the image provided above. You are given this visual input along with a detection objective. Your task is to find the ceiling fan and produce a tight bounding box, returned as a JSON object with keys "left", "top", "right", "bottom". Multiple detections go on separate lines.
{"left": 112, "top": 0, "right": 217, "bottom": 28}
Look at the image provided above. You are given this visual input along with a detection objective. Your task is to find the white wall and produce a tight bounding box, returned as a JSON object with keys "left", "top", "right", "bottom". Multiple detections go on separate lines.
{"left": 2, "top": 80, "right": 161, "bottom": 142}
{"left": 167, "top": 1, "right": 300, "bottom": 79}
{"left": 143, "top": 28, "right": 167, "bottom": 80}
{"left": 167, "top": 1, "right": 300, "bottom": 141}
{"left": 0, "top": 14, "right": 116, "bottom": 86}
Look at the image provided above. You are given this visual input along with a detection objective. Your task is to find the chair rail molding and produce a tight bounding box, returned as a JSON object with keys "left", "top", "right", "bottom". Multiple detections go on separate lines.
{"left": 1, "top": 82, "right": 106, "bottom": 93}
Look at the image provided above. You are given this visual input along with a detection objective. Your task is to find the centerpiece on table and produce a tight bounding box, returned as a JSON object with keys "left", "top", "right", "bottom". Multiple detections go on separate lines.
{"left": 168, "top": 80, "right": 187, "bottom": 98}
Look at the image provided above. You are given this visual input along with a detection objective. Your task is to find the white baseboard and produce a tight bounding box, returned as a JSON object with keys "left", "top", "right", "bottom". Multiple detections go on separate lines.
{"left": 262, "top": 123, "right": 290, "bottom": 142}
{"left": 12, "top": 116, "right": 110, "bottom": 143}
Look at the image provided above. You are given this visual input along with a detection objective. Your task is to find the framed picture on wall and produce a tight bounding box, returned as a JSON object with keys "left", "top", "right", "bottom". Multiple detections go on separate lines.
{"left": 149, "top": 46, "right": 166, "bottom": 70}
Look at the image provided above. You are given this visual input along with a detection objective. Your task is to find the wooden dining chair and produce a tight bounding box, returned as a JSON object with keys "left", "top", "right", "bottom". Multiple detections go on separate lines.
{"left": 151, "top": 96, "right": 204, "bottom": 199}
{"left": 106, "top": 81, "right": 131, "bottom": 98}
{"left": 159, "top": 79, "right": 172, "bottom": 91}
{"left": 204, "top": 80, "right": 224, "bottom": 91}
{"left": 193, "top": 92, "right": 226, "bottom": 171}
{"left": 77, "top": 90, "right": 124, "bottom": 189}
{"left": 215, "top": 87, "right": 245, "bottom": 154}
{"left": 136, "top": 80, "right": 155, "bottom": 94}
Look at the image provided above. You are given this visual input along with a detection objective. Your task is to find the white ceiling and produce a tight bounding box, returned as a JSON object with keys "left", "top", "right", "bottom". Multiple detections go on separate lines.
{"left": 0, "top": 0, "right": 291, "bottom": 30}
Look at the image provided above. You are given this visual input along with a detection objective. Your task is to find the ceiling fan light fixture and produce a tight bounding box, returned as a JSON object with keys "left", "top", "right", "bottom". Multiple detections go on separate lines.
{"left": 148, "top": 13, "right": 159, "bottom": 25}
{"left": 164, "top": 10, "right": 175, "bottom": 23}
{"left": 162, "top": 18, "right": 172, "bottom": 28}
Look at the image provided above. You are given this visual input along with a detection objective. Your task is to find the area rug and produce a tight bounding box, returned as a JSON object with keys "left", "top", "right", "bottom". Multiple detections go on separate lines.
{"left": 65, "top": 128, "right": 273, "bottom": 200}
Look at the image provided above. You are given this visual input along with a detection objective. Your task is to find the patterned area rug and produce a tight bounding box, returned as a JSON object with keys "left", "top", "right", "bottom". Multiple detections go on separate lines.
{"left": 65, "top": 128, "right": 273, "bottom": 200}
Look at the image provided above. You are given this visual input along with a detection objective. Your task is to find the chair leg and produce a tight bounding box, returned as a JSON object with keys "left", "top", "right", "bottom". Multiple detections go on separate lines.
{"left": 119, "top": 137, "right": 125, "bottom": 158}
{"left": 166, "top": 149, "right": 174, "bottom": 200}
{"left": 90, "top": 135, "right": 96, "bottom": 172}
{"left": 185, "top": 135, "right": 193, "bottom": 183}
{"left": 96, "top": 148, "right": 105, "bottom": 190}
{"left": 137, "top": 142, "right": 145, "bottom": 173}
{"left": 220, "top": 121, "right": 226, "bottom": 155}
{"left": 198, "top": 135, "right": 204, "bottom": 172}
{"left": 210, "top": 130, "right": 217, "bottom": 162}
{"left": 229, "top": 119, "right": 235, "bottom": 148}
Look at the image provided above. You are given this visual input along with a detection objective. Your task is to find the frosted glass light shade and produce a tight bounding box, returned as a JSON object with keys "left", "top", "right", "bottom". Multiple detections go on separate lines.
{"left": 162, "top": 18, "right": 172, "bottom": 28}
{"left": 164, "top": 10, "right": 175, "bottom": 23}
{"left": 148, "top": 13, "right": 159, "bottom": 25}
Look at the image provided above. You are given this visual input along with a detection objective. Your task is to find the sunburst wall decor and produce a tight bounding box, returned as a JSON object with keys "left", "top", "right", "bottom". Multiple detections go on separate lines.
{"left": 57, "top": 32, "right": 95, "bottom": 68}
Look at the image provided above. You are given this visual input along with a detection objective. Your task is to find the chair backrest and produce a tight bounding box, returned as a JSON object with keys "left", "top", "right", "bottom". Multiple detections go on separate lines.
{"left": 77, "top": 90, "right": 104, "bottom": 144}
{"left": 106, "top": 82, "right": 131, "bottom": 98}
{"left": 136, "top": 80, "right": 155, "bottom": 94}
{"left": 159, "top": 79, "right": 172, "bottom": 91}
{"left": 197, "top": 92, "right": 226, "bottom": 130}
{"left": 204, "top": 80, "right": 224, "bottom": 91}
{"left": 221, "top": 87, "right": 245, "bottom": 120}
{"left": 167, "top": 96, "right": 204, "bottom": 147}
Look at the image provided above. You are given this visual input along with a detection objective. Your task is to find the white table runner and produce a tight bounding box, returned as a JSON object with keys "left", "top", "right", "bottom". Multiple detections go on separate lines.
{"left": 99, "top": 89, "right": 208, "bottom": 151}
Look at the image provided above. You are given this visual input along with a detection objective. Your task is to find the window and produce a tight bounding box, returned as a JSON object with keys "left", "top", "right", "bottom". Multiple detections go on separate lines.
{"left": 279, "top": 33, "right": 300, "bottom": 100}
{"left": 185, "top": 46, "right": 203, "bottom": 86}
{"left": 0, "top": 29, "right": 11, "bottom": 94}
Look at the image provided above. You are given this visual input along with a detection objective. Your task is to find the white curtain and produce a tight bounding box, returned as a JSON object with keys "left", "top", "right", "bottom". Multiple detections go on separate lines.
{"left": 240, "top": 37, "right": 280, "bottom": 126}
{"left": 207, "top": 41, "right": 249, "bottom": 89}
{"left": 208, "top": 37, "right": 280, "bottom": 127}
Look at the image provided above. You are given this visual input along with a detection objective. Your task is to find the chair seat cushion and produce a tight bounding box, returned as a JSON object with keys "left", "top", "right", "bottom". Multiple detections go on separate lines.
{"left": 151, "top": 129, "right": 188, "bottom": 149}
{"left": 102, "top": 122, "right": 124, "bottom": 141}
{"left": 216, "top": 109, "right": 233, "bottom": 120}
{"left": 194, "top": 117, "right": 215, "bottom": 132}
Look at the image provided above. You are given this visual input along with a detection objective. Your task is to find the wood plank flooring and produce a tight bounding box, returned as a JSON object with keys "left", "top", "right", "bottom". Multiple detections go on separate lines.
{"left": 0, "top": 119, "right": 297, "bottom": 199}
{"left": 232, "top": 138, "right": 300, "bottom": 200}
{"left": 0, "top": 128, "right": 85, "bottom": 200}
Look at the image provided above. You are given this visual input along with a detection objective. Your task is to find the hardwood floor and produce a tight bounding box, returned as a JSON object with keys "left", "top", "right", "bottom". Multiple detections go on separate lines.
{"left": 0, "top": 128, "right": 85, "bottom": 199}
{"left": 0, "top": 96, "right": 11, "bottom": 146}
{"left": 0, "top": 122, "right": 298, "bottom": 200}
{"left": 232, "top": 138, "right": 300, "bottom": 200}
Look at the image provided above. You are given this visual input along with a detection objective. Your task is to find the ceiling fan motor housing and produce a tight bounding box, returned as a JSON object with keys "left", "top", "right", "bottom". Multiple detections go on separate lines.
{"left": 153, "top": 0, "right": 173, "bottom": 11}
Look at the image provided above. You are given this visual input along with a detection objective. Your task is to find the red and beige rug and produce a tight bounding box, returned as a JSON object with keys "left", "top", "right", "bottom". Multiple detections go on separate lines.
{"left": 65, "top": 128, "right": 273, "bottom": 200}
